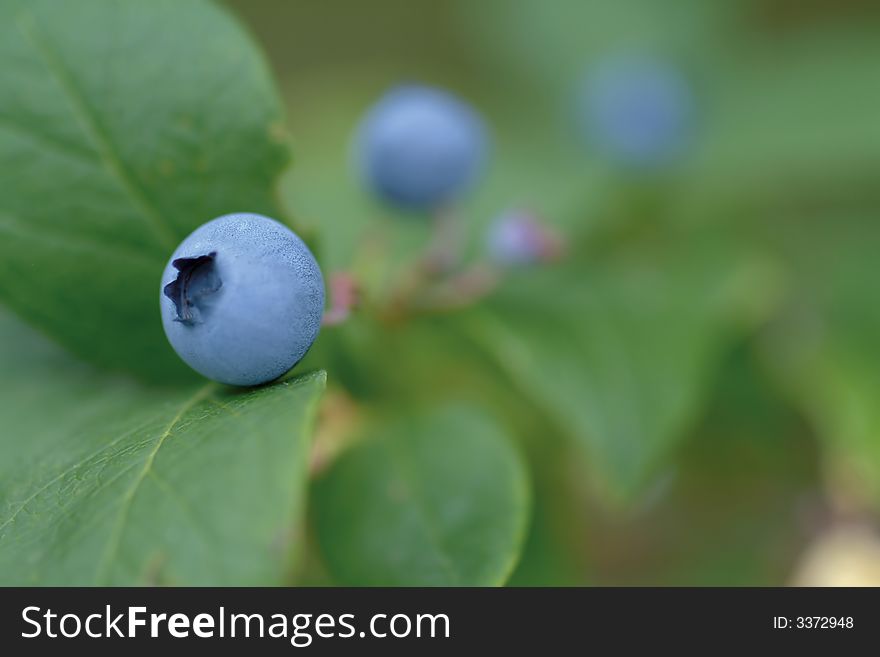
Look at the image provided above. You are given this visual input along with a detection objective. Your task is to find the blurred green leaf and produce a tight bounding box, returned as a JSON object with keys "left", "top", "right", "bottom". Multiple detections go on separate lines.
{"left": 457, "top": 239, "right": 777, "bottom": 501}
{"left": 0, "top": 311, "right": 325, "bottom": 585}
{"left": 690, "top": 28, "right": 880, "bottom": 205}
{"left": 585, "top": 341, "right": 818, "bottom": 585}
{"left": 0, "top": 0, "right": 289, "bottom": 382}
{"left": 314, "top": 405, "right": 531, "bottom": 585}
{"left": 759, "top": 213, "right": 880, "bottom": 504}
{"left": 506, "top": 476, "right": 589, "bottom": 586}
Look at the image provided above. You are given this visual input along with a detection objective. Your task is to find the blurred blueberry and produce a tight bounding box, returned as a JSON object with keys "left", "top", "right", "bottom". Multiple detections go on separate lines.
{"left": 354, "top": 84, "right": 489, "bottom": 210}
{"left": 486, "top": 210, "right": 564, "bottom": 267}
{"left": 161, "top": 213, "right": 325, "bottom": 386}
{"left": 577, "top": 55, "right": 695, "bottom": 168}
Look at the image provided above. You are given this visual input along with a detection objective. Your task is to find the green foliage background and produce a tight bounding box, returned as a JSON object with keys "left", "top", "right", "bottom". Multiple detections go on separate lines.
{"left": 0, "top": 0, "right": 878, "bottom": 585}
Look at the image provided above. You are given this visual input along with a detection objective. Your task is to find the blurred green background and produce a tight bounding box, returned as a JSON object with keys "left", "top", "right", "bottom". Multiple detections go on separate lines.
{"left": 226, "top": 0, "right": 880, "bottom": 585}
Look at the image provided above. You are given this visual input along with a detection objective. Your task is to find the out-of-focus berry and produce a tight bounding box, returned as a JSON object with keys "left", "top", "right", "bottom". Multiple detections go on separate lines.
{"left": 577, "top": 55, "right": 695, "bottom": 168}
{"left": 354, "top": 84, "right": 489, "bottom": 210}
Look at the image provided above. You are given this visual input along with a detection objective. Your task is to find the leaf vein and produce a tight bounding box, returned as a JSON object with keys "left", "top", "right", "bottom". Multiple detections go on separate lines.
{"left": 0, "top": 113, "right": 98, "bottom": 164}
{"left": 388, "top": 441, "right": 462, "bottom": 585}
{"left": 94, "top": 383, "right": 216, "bottom": 584}
{"left": 0, "top": 416, "right": 156, "bottom": 537}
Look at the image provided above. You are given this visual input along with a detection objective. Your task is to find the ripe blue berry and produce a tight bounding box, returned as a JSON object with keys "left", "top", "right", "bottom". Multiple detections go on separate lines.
{"left": 160, "top": 213, "right": 324, "bottom": 386}
{"left": 577, "top": 55, "right": 694, "bottom": 168}
{"left": 354, "top": 84, "right": 488, "bottom": 210}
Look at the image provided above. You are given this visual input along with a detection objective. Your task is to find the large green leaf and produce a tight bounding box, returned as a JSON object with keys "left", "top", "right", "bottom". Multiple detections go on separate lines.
{"left": 314, "top": 405, "right": 531, "bottom": 585}
{"left": 457, "top": 240, "right": 776, "bottom": 501}
{"left": 0, "top": 311, "right": 325, "bottom": 585}
{"left": 0, "top": 0, "right": 289, "bottom": 382}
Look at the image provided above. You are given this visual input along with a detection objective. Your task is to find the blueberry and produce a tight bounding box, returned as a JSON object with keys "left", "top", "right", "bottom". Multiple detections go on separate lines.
{"left": 160, "top": 213, "right": 324, "bottom": 386}
{"left": 354, "top": 84, "right": 488, "bottom": 210}
{"left": 486, "top": 210, "right": 564, "bottom": 267}
{"left": 577, "top": 55, "right": 695, "bottom": 168}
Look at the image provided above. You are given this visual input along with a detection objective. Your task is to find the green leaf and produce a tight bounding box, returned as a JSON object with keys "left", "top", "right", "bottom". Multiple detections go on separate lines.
{"left": 0, "top": 0, "right": 289, "bottom": 382}
{"left": 457, "top": 240, "right": 776, "bottom": 501}
{"left": 314, "top": 405, "right": 531, "bottom": 585}
{"left": 758, "top": 213, "right": 880, "bottom": 505}
{"left": 0, "top": 311, "right": 325, "bottom": 585}
{"left": 596, "top": 343, "right": 819, "bottom": 585}
{"left": 690, "top": 29, "right": 880, "bottom": 204}
{"left": 505, "top": 475, "right": 589, "bottom": 586}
